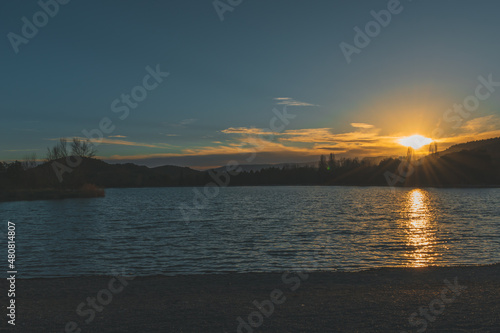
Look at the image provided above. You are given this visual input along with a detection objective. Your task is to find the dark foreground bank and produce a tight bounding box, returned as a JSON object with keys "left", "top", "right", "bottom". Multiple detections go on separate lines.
{"left": 2, "top": 264, "right": 499, "bottom": 332}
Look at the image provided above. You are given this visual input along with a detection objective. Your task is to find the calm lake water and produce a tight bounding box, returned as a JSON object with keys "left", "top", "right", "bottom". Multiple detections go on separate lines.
{"left": 1, "top": 187, "right": 499, "bottom": 278}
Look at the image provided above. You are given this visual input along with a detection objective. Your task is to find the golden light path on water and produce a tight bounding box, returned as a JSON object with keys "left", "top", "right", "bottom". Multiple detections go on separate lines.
{"left": 403, "top": 189, "right": 441, "bottom": 267}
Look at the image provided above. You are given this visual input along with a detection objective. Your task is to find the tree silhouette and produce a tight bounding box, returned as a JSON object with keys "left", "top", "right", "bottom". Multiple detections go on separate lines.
{"left": 22, "top": 153, "right": 37, "bottom": 170}
{"left": 71, "top": 138, "right": 97, "bottom": 158}
{"left": 319, "top": 155, "right": 328, "bottom": 172}
{"left": 46, "top": 137, "right": 97, "bottom": 161}
{"left": 328, "top": 153, "right": 336, "bottom": 171}
{"left": 46, "top": 138, "right": 69, "bottom": 161}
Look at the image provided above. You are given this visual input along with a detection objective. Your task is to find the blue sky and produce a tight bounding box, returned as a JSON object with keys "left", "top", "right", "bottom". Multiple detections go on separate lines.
{"left": 2, "top": 0, "right": 500, "bottom": 168}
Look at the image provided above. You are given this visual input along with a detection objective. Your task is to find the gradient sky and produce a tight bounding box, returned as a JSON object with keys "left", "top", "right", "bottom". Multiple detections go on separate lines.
{"left": 2, "top": 0, "right": 500, "bottom": 168}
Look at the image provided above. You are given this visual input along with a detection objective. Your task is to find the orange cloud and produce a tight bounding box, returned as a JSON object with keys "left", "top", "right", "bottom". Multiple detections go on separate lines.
{"left": 102, "top": 113, "right": 500, "bottom": 166}
{"left": 351, "top": 123, "right": 374, "bottom": 129}
{"left": 434, "top": 114, "right": 500, "bottom": 148}
{"left": 221, "top": 127, "right": 277, "bottom": 135}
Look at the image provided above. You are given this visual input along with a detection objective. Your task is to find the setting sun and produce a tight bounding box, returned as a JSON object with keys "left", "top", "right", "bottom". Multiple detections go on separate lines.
{"left": 398, "top": 135, "right": 433, "bottom": 150}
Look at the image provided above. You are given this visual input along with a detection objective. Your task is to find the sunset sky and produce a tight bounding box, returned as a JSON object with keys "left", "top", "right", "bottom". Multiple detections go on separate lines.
{"left": 2, "top": 0, "right": 500, "bottom": 168}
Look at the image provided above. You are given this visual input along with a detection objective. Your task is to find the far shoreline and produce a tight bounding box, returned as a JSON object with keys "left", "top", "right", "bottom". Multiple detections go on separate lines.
{"left": 2, "top": 183, "right": 499, "bottom": 203}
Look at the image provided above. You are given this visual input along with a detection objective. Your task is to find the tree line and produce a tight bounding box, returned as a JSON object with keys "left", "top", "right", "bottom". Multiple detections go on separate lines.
{"left": 0, "top": 138, "right": 97, "bottom": 190}
{"left": 1, "top": 139, "right": 499, "bottom": 191}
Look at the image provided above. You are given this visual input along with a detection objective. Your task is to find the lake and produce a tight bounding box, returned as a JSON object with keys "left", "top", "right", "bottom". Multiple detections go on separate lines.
{"left": 1, "top": 186, "right": 499, "bottom": 278}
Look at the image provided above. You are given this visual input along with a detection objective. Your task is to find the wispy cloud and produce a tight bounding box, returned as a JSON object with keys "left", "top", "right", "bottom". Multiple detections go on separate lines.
{"left": 165, "top": 118, "right": 198, "bottom": 128}
{"left": 221, "top": 127, "right": 277, "bottom": 135}
{"left": 158, "top": 132, "right": 179, "bottom": 137}
{"left": 219, "top": 124, "right": 400, "bottom": 156}
{"left": 351, "top": 123, "right": 374, "bottom": 129}
{"left": 4, "top": 149, "right": 40, "bottom": 152}
{"left": 437, "top": 114, "right": 500, "bottom": 146}
{"left": 13, "top": 128, "right": 39, "bottom": 132}
{"left": 180, "top": 118, "right": 197, "bottom": 125}
{"left": 163, "top": 118, "right": 198, "bottom": 128}
{"left": 217, "top": 115, "right": 500, "bottom": 158}
{"left": 47, "top": 137, "right": 176, "bottom": 149}
{"left": 95, "top": 138, "right": 176, "bottom": 149}
{"left": 102, "top": 114, "right": 500, "bottom": 168}
{"left": 274, "top": 97, "right": 318, "bottom": 107}
{"left": 460, "top": 114, "right": 500, "bottom": 134}
{"left": 279, "top": 127, "right": 399, "bottom": 155}
{"left": 108, "top": 135, "right": 127, "bottom": 138}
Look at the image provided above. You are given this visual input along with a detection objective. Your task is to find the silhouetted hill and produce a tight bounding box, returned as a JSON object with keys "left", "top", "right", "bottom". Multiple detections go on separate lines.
{"left": 68, "top": 159, "right": 204, "bottom": 187}
{"left": 439, "top": 137, "right": 500, "bottom": 161}
{"left": 0, "top": 158, "right": 205, "bottom": 191}
{"left": 210, "top": 162, "right": 318, "bottom": 173}
{"left": 408, "top": 149, "right": 499, "bottom": 187}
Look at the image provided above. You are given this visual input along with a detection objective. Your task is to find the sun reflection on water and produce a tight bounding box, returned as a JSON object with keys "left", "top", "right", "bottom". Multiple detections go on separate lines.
{"left": 403, "top": 189, "right": 438, "bottom": 267}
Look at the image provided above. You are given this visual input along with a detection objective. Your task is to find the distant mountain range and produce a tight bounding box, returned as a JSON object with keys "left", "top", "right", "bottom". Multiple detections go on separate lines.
{"left": 210, "top": 162, "right": 317, "bottom": 173}
{"left": 209, "top": 156, "right": 391, "bottom": 173}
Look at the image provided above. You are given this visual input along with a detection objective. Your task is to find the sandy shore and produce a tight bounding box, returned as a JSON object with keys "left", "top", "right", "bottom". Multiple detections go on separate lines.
{"left": 2, "top": 264, "right": 499, "bottom": 332}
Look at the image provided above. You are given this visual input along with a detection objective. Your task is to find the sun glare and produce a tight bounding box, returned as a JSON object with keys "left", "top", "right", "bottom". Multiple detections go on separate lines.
{"left": 398, "top": 135, "right": 433, "bottom": 150}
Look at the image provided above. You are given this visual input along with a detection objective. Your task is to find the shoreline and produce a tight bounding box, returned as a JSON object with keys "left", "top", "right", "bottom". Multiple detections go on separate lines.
{"left": 13, "top": 262, "right": 500, "bottom": 280}
{"left": 5, "top": 264, "right": 499, "bottom": 332}
{"left": 2, "top": 184, "right": 498, "bottom": 203}
{"left": 0, "top": 186, "right": 105, "bottom": 202}
{"left": 102, "top": 184, "right": 500, "bottom": 189}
